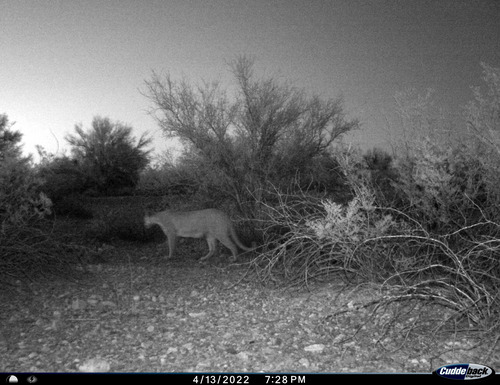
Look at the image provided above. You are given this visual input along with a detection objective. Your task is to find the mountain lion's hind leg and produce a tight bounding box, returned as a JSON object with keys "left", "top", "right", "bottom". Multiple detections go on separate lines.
{"left": 199, "top": 236, "right": 217, "bottom": 261}
{"left": 219, "top": 235, "right": 238, "bottom": 262}
{"left": 165, "top": 232, "right": 177, "bottom": 259}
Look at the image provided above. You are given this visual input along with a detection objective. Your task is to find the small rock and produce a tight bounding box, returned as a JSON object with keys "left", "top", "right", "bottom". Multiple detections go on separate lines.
{"left": 188, "top": 312, "right": 206, "bottom": 318}
{"left": 333, "top": 334, "right": 345, "bottom": 343}
{"left": 182, "top": 342, "right": 194, "bottom": 351}
{"left": 78, "top": 358, "right": 111, "bottom": 372}
{"left": 141, "top": 341, "right": 153, "bottom": 349}
{"left": 72, "top": 299, "right": 86, "bottom": 310}
{"left": 304, "top": 344, "right": 325, "bottom": 353}
{"left": 236, "top": 352, "right": 250, "bottom": 361}
{"left": 299, "top": 358, "right": 310, "bottom": 368}
{"left": 166, "top": 347, "right": 178, "bottom": 354}
{"left": 262, "top": 347, "right": 274, "bottom": 355}
{"left": 195, "top": 361, "right": 211, "bottom": 370}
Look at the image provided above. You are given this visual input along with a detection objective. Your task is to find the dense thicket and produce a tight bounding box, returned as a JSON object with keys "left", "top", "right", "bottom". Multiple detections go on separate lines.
{"left": 142, "top": 56, "right": 357, "bottom": 212}
{"left": 251, "top": 64, "right": 500, "bottom": 335}
{"left": 65, "top": 116, "right": 151, "bottom": 196}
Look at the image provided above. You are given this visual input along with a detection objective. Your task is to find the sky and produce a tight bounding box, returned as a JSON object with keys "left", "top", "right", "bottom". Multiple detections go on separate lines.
{"left": 1, "top": 0, "right": 499, "bottom": 161}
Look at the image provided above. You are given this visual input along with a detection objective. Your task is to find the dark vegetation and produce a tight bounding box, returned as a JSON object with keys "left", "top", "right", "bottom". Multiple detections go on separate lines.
{"left": 1, "top": 59, "right": 499, "bottom": 370}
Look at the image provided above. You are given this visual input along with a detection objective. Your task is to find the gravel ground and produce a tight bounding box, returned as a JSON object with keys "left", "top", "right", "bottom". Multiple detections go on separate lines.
{"left": 0, "top": 242, "right": 496, "bottom": 373}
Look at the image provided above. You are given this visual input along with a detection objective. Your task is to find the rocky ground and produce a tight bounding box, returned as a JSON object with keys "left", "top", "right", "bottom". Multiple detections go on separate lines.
{"left": 0, "top": 238, "right": 496, "bottom": 373}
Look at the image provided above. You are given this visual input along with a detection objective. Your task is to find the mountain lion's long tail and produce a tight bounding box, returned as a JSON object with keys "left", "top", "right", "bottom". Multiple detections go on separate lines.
{"left": 229, "top": 225, "right": 253, "bottom": 251}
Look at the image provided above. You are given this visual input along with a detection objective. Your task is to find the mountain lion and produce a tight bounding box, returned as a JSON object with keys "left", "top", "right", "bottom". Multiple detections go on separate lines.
{"left": 144, "top": 208, "right": 252, "bottom": 261}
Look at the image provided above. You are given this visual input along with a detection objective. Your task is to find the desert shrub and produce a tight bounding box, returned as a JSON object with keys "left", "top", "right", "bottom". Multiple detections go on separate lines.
{"left": 392, "top": 138, "right": 458, "bottom": 233}
{"left": 0, "top": 116, "right": 52, "bottom": 226}
{"left": 35, "top": 151, "right": 94, "bottom": 218}
{"left": 139, "top": 150, "right": 254, "bottom": 213}
{"left": 0, "top": 158, "right": 51, "bottom": 225}
{"left": 55, "top": 194, "right": 93, "bottom": 219}
{"left": 138, "top": 155, "right": 198, "bottom": 198}
{"left": 254, "top": 146, "right": 500, "bottom": 332}
{"left": 86, "top": 204, "right": 146, "bottom": 243}
{"left": 144, "top": 56, "right": 357, "bottom": 215}
{"left": 388, "top": 64, "right": 500, "bottom": 233}
{"left": 390, "top": 136, "right": 500, "bottom": 236}
{"left": 362, "top": 147, "right": 399, "bottom": 205}
{"left": 36, "top": 150, "right": 86, "bottom": 198}
{"left": 0, "top": 116, "right": 87, "bottom": 283}
{"left": 463, "top": 62, "right": 500, "bottom": 215}
{"left": 254, "top": 185, "right": 408, "bottom": 285}
{"left": 66, "top": 116, "right": 151, "bottom": 196}
{"left": 252, "top": 65, "right": 500, "bottom": 339}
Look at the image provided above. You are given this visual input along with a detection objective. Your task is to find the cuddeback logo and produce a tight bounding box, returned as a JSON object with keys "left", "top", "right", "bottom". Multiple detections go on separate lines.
{"left": 434, "top": 363, "right": 495, "bottom": 380}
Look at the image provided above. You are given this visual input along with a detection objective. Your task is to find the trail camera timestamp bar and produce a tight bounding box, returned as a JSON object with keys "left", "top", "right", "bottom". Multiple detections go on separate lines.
{"left": 3, "top": 373, "right": 458, "bottom": 384}
{"left": 265, "top": 375, "right": 306, "bottom": 384}
{"left": 192, "top": 374, "right": 306, "bottom": 384}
